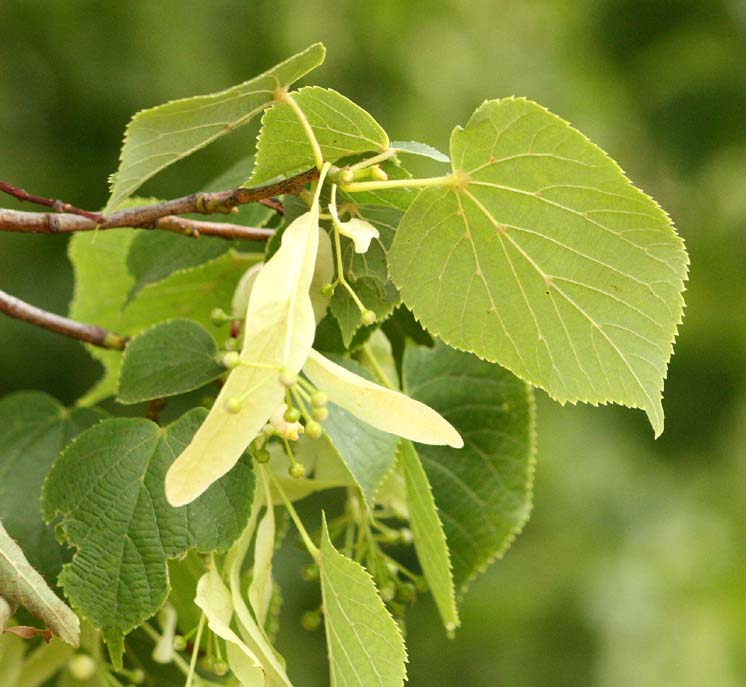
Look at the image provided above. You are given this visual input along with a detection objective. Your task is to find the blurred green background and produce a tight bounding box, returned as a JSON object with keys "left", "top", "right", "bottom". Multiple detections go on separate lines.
{"left": 1, "top": 1, "right": 744, "bottom": 685}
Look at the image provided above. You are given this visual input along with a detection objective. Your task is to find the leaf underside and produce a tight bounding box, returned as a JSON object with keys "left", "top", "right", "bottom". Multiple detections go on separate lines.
{"left": 106, "top": 42, "right": 326, "bottom": 210}
{"left": 391, "top": 98, "right": 688, "bottom": 435}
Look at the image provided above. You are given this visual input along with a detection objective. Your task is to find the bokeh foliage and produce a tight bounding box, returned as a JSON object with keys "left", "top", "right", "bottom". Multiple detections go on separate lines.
{"left": 1, "top": 1, "right": 744, "bottom": 685}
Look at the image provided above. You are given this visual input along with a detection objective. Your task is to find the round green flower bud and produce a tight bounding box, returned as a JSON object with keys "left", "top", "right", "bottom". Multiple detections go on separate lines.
{"left": 361, "top": 309, "right": 376, "bottom": 326}
{"left": 172, "top": 635, "right": 187, "bottom": 651}
{"left": 380, "top": 583, "right": 396, "bottom": 602}
{"left": 68, "top": 654, "right": 97, "bottom": 681}
{"left": 279, "top": 369, "right": 298, "bottom": 387}
{"left": 301, "top": 609, "right": 322, "bottom": 631}
{"left": 338, "top": 168, "right": 354, "bottom": 185}
{"left": 311, "top": 390, "right": 328, "bottom": 408}
{"left": 210, "top": 308, "right": 230, "bottom": 326}
{"left": 302, "top": 564, "right": 320, "bottom": 582}
{"left": 397, "top": 581, "right": 417, "bottom": 604}
{"left": 130, "top": 668, "right": 146, "bottom": 684}
{"left": 370, "top": 165, "right": 389, "bottom": 182}
{"left": 284, "top": 406, "right": 302, "bottom": 423}
{"left": 398, "top": 528, "right": 414, "bottom": 545}
{"left": 305, "top": 420, "right": 323, "bottom": 439}
{"left": 320, "top": 282, "right": 335, "bottom": 298}
{"left": 222, "top": 351, "right": 241, "bottom": 369}
{"left": 224, "top": 397, "right": 242, "bottom": 414}
{"left": 288, "top": 462, "right": 306, "bottom": 479}
{"left": 213, "top": 660, "right": 229, "bottom": 677}
{"left": 223, "top": 337, "right": 238, "bottom": 351}
{"left": 312, "top": 406, "right": 329, "bottom": 422}
{"left": 254, "top": 447, "right": 271, "bottom": 464}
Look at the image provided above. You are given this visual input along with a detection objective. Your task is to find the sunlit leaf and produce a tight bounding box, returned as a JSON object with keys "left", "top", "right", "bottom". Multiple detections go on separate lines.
{"left": 390, "top": 98, "right": 688, "bottom": 435}
{"left": 398, "top": 440, "right": 459, "bottom": 632}
{"left": 319, "top": 518, "right": 407, "bottom": 687}
{"left": 391, "top": 140, "right": 450, "bottom": 163}
{"left": 106, "top": 43, "right": 326, "bottom": 210}
{"left": 250, "top": 86, "right": 389, "bottom": 184}
{"left": 248, "top": 469, "right": 275, "bottom": 629}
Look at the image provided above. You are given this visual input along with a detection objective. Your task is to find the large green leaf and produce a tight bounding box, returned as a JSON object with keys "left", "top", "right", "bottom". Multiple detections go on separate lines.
{"left": 0, "top": 392, "right": 105, "bottom": 582}
{"left": 106, "top": 43, "right": 326, "bottom": 210}
{"left": 391, "top": 98, "right": 688, "bottom": 435}
{"left": 398, "top": 440, "right": 458, "bottom": 632}
{"left": 403, "top": 341, "right": 535, "bottom": 591}
{"left": 0, "top": 522, "right": 79, "bottom": 645}
{"left": 42, "top": 409, "right": 254, "bottom": 659}
{"left": 250, "top": 86, "right": 389, "bottom": 184}
{"left": 329, "top": 205, "right": 401, "bottom": 346}
{"left": 118, "top": 319, "right": 225, "bottom": 404}
{"left": 319, "top": 519, "right": 407, "bottom": 687}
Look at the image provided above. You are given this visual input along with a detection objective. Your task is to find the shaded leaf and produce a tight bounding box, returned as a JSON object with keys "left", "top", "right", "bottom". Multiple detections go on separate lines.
{"left": 107, "top": 43, "right": 326, "bottom": 210}
{"left": 403, "top": 341, "right": 535, "bottom": 590}
{"left": 0, "top": 392, "right": 105, "bottom": 582}
{"left": 42, "top": 409, "right": 254, "bottom": 654}
{"left": 118, "top": 319, "right": 224, "bottom": 404}
{"left": 329, "top": 205, "right": 401, "bottom": 346}
{"left": 390, "top": 98, "right": 688, "bottom": 435}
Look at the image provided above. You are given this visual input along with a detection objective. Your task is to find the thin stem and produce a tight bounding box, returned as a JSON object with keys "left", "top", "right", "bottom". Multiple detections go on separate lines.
{"left": 328, "top": 184, "right": 367, "bottom": 315}
{"left": 0, "top": 179, "right": 104, "bottom": 221}
{"left": 265, "top": 467, "right": 320, "bottom": 560}
{"left": 0, "top": 167, "right": 318, "bottom": 236}
{"left": 339, "top": 174, "right": 456, "bottom": 193}
{"left": 347, "top": 149, "right": 397, "bottom": 172}
{"left": 186, "top": 613, "right": 207, "bottom": 687}
{"left": 360, "top": 343, "right": 394, "bottom": 389}
{"left": 282, "top": 92, "right": 324, "bottom": 170}
{"left": 0, "top": 288, "right": 128, "bottom": 350}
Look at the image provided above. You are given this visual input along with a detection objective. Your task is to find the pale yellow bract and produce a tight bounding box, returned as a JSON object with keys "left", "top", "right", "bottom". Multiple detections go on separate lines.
{"left": 302, "top": 349, "right": 463, "bottom": 448}
{"left": 165, "top": 203, "right": 321, "bottom": 507}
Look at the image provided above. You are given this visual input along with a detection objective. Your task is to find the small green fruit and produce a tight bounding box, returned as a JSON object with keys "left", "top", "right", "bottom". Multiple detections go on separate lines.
{"left": 224, "top": 397, "right": 242, "bottom": 414}
{"left": 312, "top": 406, "right": 329, "bottom": 422}
{"left": 305, "top": 420, "right": 323, "bottom": 438}
{"left": 210, "top": 307, "right": 230, "bottom": 326}
{"left": 68, "top": 654, "right": 97, "bottom": 681}
{"left": 288, "top": 462, "right": 306, "bottom": 478}
{"left": 311, "top": 390, "right": 328, "bottom": 407}
{"left": 222, "top": 351, "right": 241, "bottom": 369}
{"left": 284, "top": 406, "right": 302, "bottom": 422}
{"left": 301, "top": 609, "right": 322, "bottom": 631}
{"left": 361, "top": 309, "right": 376, "bottom": 325}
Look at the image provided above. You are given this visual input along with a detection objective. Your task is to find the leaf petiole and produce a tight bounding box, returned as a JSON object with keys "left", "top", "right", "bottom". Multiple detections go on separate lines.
{"left": 339, "top": 174, "right": 457, "bottom": 193}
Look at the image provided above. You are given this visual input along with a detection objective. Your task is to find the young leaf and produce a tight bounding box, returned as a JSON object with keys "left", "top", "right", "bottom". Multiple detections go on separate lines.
{"left": 302, "top": 350, "right": 463, "bottom": 448}
{"left": 165, "top": 205, "right": 321, "bottom": 506}
{"left": 194, "top": 568, "right": 265, "bottom": 687}
{"left": 106, "top": 43, "right": 326, "bottom": 210}
{"left": 398, "top": 440, "right": 459, "bottom": 632}
{"left": 391, "top": 140, "right": 450, "bottom": 163}
{"left": 0, "top": 522, "right": 79, "bottom": 646}
{"left": 319, "top": 518, "right": 407, "bottom": 687}
{"left": 42, "top": 409, "right": 254, "bottom": 656}
{"left": 390, "top": 98, "right": 688, "bottom": 435}
{"left": 0, "top": 392, "right": 105, "bottom": 582}
{"left": 250, "top": 86, "right": 389, "bottom": 184}
{"left": 403, "top": 341, "right": 535, "bottom": 590}
{"left": 329, "top": 205, "right": 401, "bottom": 346}
{"left": 118, "top": 319, "right": 225, "bottom": 404}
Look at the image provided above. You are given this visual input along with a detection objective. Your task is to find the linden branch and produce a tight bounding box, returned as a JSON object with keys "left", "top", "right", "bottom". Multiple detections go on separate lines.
{"left": 0, "top": 167, "right": 318, "bottom": 239}
{"left": 0, "top": 167, "right": 320, "bottom": 347}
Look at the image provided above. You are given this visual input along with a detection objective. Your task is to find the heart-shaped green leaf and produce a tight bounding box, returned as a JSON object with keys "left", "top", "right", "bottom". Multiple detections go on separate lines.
{"left": 391, "top": 98, "right": 688, "bottom": 435}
